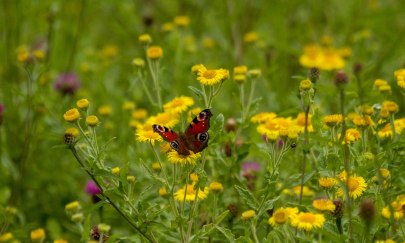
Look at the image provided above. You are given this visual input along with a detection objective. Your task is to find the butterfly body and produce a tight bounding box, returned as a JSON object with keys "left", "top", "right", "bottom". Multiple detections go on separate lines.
{"left": 153, "top": 109, "right": 213, "bottom": 155}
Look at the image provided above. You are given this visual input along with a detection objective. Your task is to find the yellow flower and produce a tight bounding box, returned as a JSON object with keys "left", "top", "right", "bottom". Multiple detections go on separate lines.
{"left": 397, "top": 79, "right": 405, "bottom": 89}
{"left": 190, "top": 173, "right": 199, "bottom": 182}
{"left": 251, "top": 112, "right": 277, "bottom": 124}
{"left": 374, "top": 79, "right": 388, "bottom": 88}
{"left": 319, "top": 177, "right": 337, "bottom": 189}
{"left": 291, "top": 212, "right": 325, "bottom": 231}
{"left": 234, "top": 74, "right": 246, "bottom": 84}
{"left": 343, "top": 128, "right": 361, "bottom": 143}
{"left": 382, "top": 101, "right": 399, "bottom": 114}
{"left": 202, "top": 37, "right": 216, "bottom": 49}
{"left": 147, "top": 112, "right": 179, "bottom": 128}
{"left": 76, "top": 99, "right": 89, "bottom": 110}
{"left": 174, "top": 16, "right": 190, "bottom": 27}
{"left": 63, "top": 108, "right": 80, "bottom": 122}
{"left": 150, "top": 162, "right": 161, "bottom": 172}
{"left": 293, "top": 185, "right": 315, "bottom": 197}
{"left": 147, "top": 46, "right": 163, "bottom": 60}
{"left": 241, "top": 210, "right": 256, "bottom": 220}
{"left": 162, "top": 22, "right": 174, "bottom": 32}
{"left": 101, "top": 45, "right": 118, "bottom": 58}
{"left": 248, "top": 69, "right": 262, "bottom": 78}
{"left": 243, "top": 31, "right": 258, "bottom": 43}
{"left": 174, "top": 183, "right": 209, "bottom": 202}
{"left": 299, "top": 44, "right": 348, "bottom": 70}
{"left": 136, "top": 123, "right": 163, "bottom": 145}
{"left": 379, "top": 168, "right": 390, "bottom": 179}
{"left": 338, "top": 170, "right": 347, "bottom": 182}
{"left": 375, "top": 239, "right": 396, "bottom": 243}
{"left": 138, "top": 34, "right": 152, "bottom": 44}
{"left": 167, "top": 151, "right": 201, "bottom": 165}
{"left": 336, "top": 175, "right": 367, "bottom": 199}
{"left": 352, "top": 114, "right": 373, "bottom": 128}
{"left": 234, "top": 65, "right": 248, "bottom": 75}
{"left": 65, "top": 127, "right": 79, "bottom": 138}
{"left": 312, "top": 198, "right": 336, "bottom": 212}
{"left": 65, "top": 201, "right": 81, "bottom": 213}
{"left": 16, "top": 45, "right": 31, "bottom": 63}
{"left": 132, "top": 57, "right": 145, "bottom": 67}
{"left": 268, "top": 207, "right": 298, "bottom": 227}
{"left": 378, "top": 84, "right": 392, "bottom": 93}
{"left": 299, "top": 79, "right": 312, "bottom": 91}
{"left": 295, "top": 112, "right": 314, "bottom": 133}
{"left": 0, "top": 232, "right": 13, "bottom": 242}
{"left": 360, "top": 105, "right": 374, "bottom": 115}
{"left": 54, "top": 239, "right": 69, "bottom": 243}
{"left": 127, "top": 175, "right": 136, "bottom": 183}
{"left": 159, "top": 187, "right": 168, "bottom": 197}
{"left": 122, "top": 101, "right": 135, "bottom": 111}
{"left": 191, "top": 64, "right": 205, "bottom": 74}
{"left": 380, "top": 108, "right": 390, "bottom": 119}
{"left": 98, "top": 223, "right": 111, "bottom": 233}
{"left": 381, "top": 195, "right": 405, "bottom": 220}
{"left": 98, "top": 105, "right": 112, "bottom": 116}
{"left": 132, "top": 109, "right": 148, "bottom": 120}
{"left": 197, "top": 65, "right": 229, "bottom": 86}
{"left": 209, "top": 181, "right": 223, "bottom": 193}
{"left": 32, "top": 49, "right": 45, "bottom": 61}
{"left": 112, "top": 167, "right": 120, "bottom": 175}
{"left": 31, "top": 228, "right": 46, "bottom": 242}
{"left": 86, "top": 115, "right": 99, "bottom": 127}
{"left": 163, "top": 96, "right": 194, "bottom": 114}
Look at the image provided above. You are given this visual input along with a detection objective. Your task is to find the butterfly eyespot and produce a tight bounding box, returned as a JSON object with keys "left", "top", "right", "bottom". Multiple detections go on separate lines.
{"left": 197, "top": 132, "right": 208, "bottom": 142}
{"left": 170, "top": 141, "right": 179, "bottom": 149}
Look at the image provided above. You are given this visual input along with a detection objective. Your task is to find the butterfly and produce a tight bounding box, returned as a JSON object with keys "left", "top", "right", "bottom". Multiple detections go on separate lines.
{"left": 152, "top": 109, "right": 213, "bottom": 155}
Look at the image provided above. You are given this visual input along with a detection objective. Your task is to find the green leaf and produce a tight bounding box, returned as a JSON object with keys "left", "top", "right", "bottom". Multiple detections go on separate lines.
{"left": 188, "top": 86, "right": 204, "bottom": 98}
{"left": 214, "top": 225, "right": 235, "bottom": 243}
{"left": 139, "top": 159, "right": 165, "bottom": 185}
{"left": 215, "top": 210, "right": 230, "bottom": 224}
{"left": 234, "top": 185, "right": 258, "bottom": 210}
{"left": 83, "top": 200, "right": 108, "bottom": 214}
{"left": 260, "top": 196, "right": 280, "bottom": 214}
{"left": 81, "top": 214, "right": 91, "bottom": 242}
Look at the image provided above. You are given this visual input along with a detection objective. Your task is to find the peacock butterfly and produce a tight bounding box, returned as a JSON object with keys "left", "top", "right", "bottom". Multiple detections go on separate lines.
{"left": 152, "top": 109, "right": 213, "bottom": 155}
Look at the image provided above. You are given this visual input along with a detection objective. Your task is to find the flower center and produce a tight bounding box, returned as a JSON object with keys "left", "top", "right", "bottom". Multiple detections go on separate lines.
{"left": 274, "top": 211, "right": 286, "bottom": 223}
{"left": 348, "top": 178, "right": 359, "bottom": 191}
{"left": 203, "top": 70, "right": 217, "bottom": 79}
{"left": 172, "top": 99, "right": 183, "bottom": 106}
{"left": 299, "top": 213, "right": 316, "bottom": 223}
{"left": 186, "top": 185, "right": 195, "bottom": 194}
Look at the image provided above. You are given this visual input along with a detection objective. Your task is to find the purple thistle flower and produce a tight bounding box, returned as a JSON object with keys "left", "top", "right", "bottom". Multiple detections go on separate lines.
{"left": 85, "top": 180, "right": 101, "bottom": 195}
{"left": 242, "top": 161, "right": 261, "bottom": 173}
{"left": 53, "top": 72, "right": 80, "bottom": 95}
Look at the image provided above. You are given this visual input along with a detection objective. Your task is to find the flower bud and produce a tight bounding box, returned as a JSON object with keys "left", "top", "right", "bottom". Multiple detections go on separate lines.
{"left": 76, "top": 99, "right": 89, "bottom": 110}
{"left": 334, "top": 70, "right": 348, "bottom": 86}
{"left": 71, "top": 213, "right": 84, "bottom": 223}
{"left": 241, "top": 210, "right": 256, "bottom": 220}
{"left": 309, "top": 67, "right": 320, "bottom": 83}
{"left": 331, "top": 199, "right": 344, "bottom": 218}
{"left": 359, "top": 199, "right": 375, "bottom": 226}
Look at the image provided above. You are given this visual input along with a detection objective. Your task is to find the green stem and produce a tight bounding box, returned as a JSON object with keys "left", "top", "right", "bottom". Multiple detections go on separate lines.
{"left": 69, "top": 146, "right": 155, "bottom": 243}
{"left": 298, "top": 106, "right": 310, "bottom": 205}
{"left": 250, "top": 221, "right": 259, "bottom": 243}
{"left": 138, "top": 69, "right": 156, "bottom": 106}
{"left": 339, "top": 87, "right": 353, "bottom": 242}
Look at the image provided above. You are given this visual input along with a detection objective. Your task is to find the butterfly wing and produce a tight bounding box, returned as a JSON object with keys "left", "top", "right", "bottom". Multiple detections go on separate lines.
{"left": 185, "top": 109, "right": 213, "bottom": 153}
{"left": 152, "top": 124, "right": 190, "bottom": 155}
